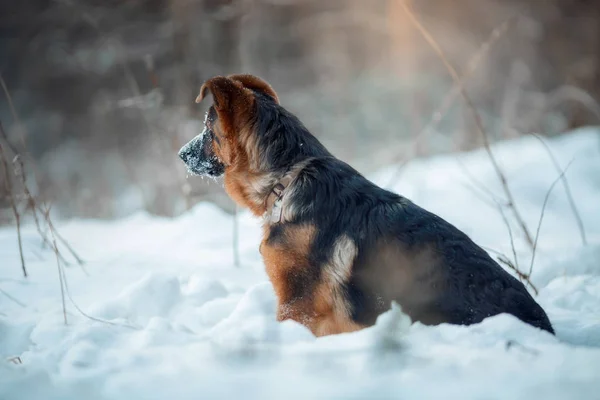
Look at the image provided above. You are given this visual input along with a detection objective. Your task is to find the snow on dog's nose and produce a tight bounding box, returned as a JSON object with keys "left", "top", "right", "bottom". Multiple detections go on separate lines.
{"left": 178, "top": 128, "right": 225, "bottom": 177}
{"left": 178, "top": 136, "right": 198, "bottom": 165}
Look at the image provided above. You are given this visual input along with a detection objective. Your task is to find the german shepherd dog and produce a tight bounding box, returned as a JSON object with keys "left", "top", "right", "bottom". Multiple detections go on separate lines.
{"left": 178, "top": 74, "right": 554, "bottom": 337}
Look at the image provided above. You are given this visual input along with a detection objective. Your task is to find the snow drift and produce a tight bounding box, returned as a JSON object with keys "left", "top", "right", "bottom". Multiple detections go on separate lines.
{"left": 1, "top": 127, "right": 600, "bottom": 399}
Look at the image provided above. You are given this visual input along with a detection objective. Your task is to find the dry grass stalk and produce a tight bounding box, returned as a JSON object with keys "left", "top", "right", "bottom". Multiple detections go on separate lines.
{"left": 48, "top": 215, "right": 68, "bottom": 325}
{"left": 0, "top": 287, "right": 26, "bottom": 308}
{"left": 462, "top": 176, "right": 539, "bottom": 294}
{"left": 400, "top": 0, "right": 535, "bottom": 249}
{"left": 1, "top": 119, "right": 85, "bottom": 269}
{"left": 0, "top": 127, "right": 26, "bottom": 278}
{"left": 498, "top": 255, "right": 538, "bottom": 296}
{"left": 528, "top": 159, "right": 574, "bottom": 279}
{"left": 58, "top": 254, "right": 139, "bottom": 330}
{"left": 233, "top": 204, "right": 241, "bottom": 268}
{"left": 482, "top": 246, "right": 538, "bottom": 295}
{"left": 386, "top": 15, "right": 515, "bottom": 188}
{"left": 38, "top": 202, "right": 85, "bottom": 267}
{"left": 530, "top": 133, "right": 586, "bottom": 245}
{"left": 494, "top": 203, "right": 539, "bottom": 295}
{"left": 0, "top": 73, "right": 27, "bottom": 152}
{"left": 0, "top": 73, "right": 44, "bottom": 188}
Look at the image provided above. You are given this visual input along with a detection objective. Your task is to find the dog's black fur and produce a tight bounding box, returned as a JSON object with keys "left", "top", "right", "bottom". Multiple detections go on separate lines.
{"left": 255, "top": 92, "right": 553, "bottom": 333}
{"left": 180, "top": 77, "right": 555, "bottom": 335}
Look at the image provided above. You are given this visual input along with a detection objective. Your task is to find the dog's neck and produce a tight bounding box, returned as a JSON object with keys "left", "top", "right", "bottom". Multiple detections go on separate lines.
{"left": 261, "top": 157, "right": 315, "bottom": 223}
{"left": 264, "top": 174, "right": 293, "bottom": 224}
{"left": 225, "top": 158, "right": 313, "bottom": 222}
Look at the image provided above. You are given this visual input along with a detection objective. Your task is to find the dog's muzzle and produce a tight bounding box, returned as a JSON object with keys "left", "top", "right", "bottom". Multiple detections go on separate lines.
{"left": 178, "top": 131, "right": 225, "bottom": 177}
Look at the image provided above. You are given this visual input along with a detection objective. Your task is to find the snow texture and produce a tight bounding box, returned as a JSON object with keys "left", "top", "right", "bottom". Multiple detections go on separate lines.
{"left": 178, "top": 111, "right": 220, "bottom": 178}
{"left": 1, "top": 127, "right": 600, "bottom": 399}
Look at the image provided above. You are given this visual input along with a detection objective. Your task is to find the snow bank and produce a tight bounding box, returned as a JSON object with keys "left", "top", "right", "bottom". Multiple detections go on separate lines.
{"left": 1, "top": 128, "right": 600, "bottom": 399}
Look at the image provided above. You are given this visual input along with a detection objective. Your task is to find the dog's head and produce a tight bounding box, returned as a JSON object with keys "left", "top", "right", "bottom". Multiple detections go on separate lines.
{"left": 178, "top": 74, "right": 280, "bottom": 178}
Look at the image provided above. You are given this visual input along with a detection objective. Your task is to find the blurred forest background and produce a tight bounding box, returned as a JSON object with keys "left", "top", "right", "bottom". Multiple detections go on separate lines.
{"left": 1, "top": 0, "right": 599, "bottom": 221}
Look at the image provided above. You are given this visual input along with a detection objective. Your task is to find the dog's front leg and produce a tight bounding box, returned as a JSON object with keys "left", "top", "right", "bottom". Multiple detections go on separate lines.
{"left": 276, "top": 296, "right": 317, "bottom": 330}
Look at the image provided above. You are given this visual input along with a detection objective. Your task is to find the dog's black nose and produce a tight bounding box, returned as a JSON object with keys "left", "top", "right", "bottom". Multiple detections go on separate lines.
{"left": 178, "top": 147, "right": 189, "bottom": 163}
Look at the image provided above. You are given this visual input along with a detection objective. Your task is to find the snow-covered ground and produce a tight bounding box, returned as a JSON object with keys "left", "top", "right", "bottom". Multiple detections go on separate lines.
{"left": 1, "top": 127, "right": 600, "bottom": 400}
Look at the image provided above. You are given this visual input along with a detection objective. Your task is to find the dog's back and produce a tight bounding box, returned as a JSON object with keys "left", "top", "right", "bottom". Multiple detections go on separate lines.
{"left": 293, "top": 156, "right": 554, "bottom": 334}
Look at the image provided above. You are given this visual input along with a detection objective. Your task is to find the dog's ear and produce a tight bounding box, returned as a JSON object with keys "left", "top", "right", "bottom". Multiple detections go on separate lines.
{"left": 196, "top": 76, "right": 256, "bottom": 137}
{"left": 196, "top": 76, "right": 247, "bottom": 110}
{"left": 227, "top": 74, "right": 279, "bottom": 104}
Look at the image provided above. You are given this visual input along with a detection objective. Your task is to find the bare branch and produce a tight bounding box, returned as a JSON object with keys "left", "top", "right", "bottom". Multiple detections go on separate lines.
{"left": 462, "top": 172, "right": 538, "bottom": 294}
{"left": 495, "top": 204, "right": 520, "bottom": 276}
{"left": 13, "top": 156, "right": 56, "bottom": 250}
{"left": 233, "top": 204, "right": 241, "bottom": 268}
{"left": 0, "top": 286, "right": 26, "bottom": 308}
{"left": 530, "top": 133, "right": 586, "bottom": 245}
{"left": 0, "top": 72, "right": 43, "bottom": 187}
{"left": 51, "top": 235, "right": 139, "bottom": 329}
{"left": 0, "top": 73, "right": 27, "bottom": 152}
{"left": 495, "top": 200, "right": 538, "bottom": 295}
{"left": 47, "top": 211, "right": 68, "bottom": 325}
{"left": 497, "top": 254, "right": 538, "bottom": 296}
{"left": 400, "top": 1, "right": 535, "bottom": 249}
{"left": 1, "top": 120, "right": 85, "bottom": 270}
{"left": 386, "top": 15, "right": 515, "bottom": 188}
{"left": 528, "top": 159, "right": 575, "bottom": 278}
{"left": 60, "top": 269, "right": 139, "bottom": 330}
{"left": 41, "top": 212, "right": 86, "bottom": 267}
{"left": 0, "top": 123, "right": 26, "bottom": 278}
{"left": 456, "top": 158, "right": 508, "bottom": 207}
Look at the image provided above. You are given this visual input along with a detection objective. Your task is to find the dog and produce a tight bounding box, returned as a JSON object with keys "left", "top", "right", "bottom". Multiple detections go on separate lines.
{"left": 178, "top": 74, "right": 554, "bottom": 337}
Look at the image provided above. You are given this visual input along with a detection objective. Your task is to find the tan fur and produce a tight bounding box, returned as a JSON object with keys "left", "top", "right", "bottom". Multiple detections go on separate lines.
{"left": 227, "top": 74, "right": 280, "bottom": 104}
{"left": 261, "top": 227, "right": 364, "bottom": 337}
{"left": 310, "top": 283, "right": 365, "bottom": 336}
{"left": 309, "top": 235, "right": 364, "bottom": 336}
{"left": 260, "top": 224, "right": 316, "bottom": 321}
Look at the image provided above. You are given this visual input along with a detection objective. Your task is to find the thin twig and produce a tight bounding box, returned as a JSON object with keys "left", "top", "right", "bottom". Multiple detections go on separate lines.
{"left": 47, "top": 210, "right": 68, "bottom": 325}
{"left": 462, "top": 176, "right": 538, "bottom": 294}
{"left": 530, "top": 133, "right": 586, "bottom": 245}
{"left": 0, "top": 287, "right": 26, "bottom": 308}
{"left": 13, "top": 156, "right": 58, "bottom": 253}
{"left": 0, "top": 73, "right": 42, "bottom": 186}
{"left": 400, "top": 1, "right": 535, "bottom": 249}
{"left": 37, "top": 201, "right": 86, "bottom": 267}
{"left": 456, "top": 158, "right": 509, "bottom": 207}
{"left": 233, "top": 204, "right": 241, "bottom": 268}
{"left": 497, "top": 255, "right": 538, "bottom": 295}
{"left": 55, "top": 242, "right": 139, "bottom": 329}
{"left": 483, "top": 249, "right": 537, "bottom": 296}
{"left": 386, "top": 15, "right": 515, "bottom": 188}
{"left": 494, "top": 200, "right": 538, "bottom": 294}
{"left": 528, "top": 159, "right": 575, "bottom": 278}
{"left": 2, "top": 121, "right": 85, "bottom": 269}
{"left": 495, "top": 204, "right": 520, "bottom": 276}
{"left": 0, "top": 134, "right": 26, "bottom": 278}
{"left": 0, "top": 73, "right": 27, "bottom": 152}
{"left": 58, "top": 259, "right": 139, "bottom": 330}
